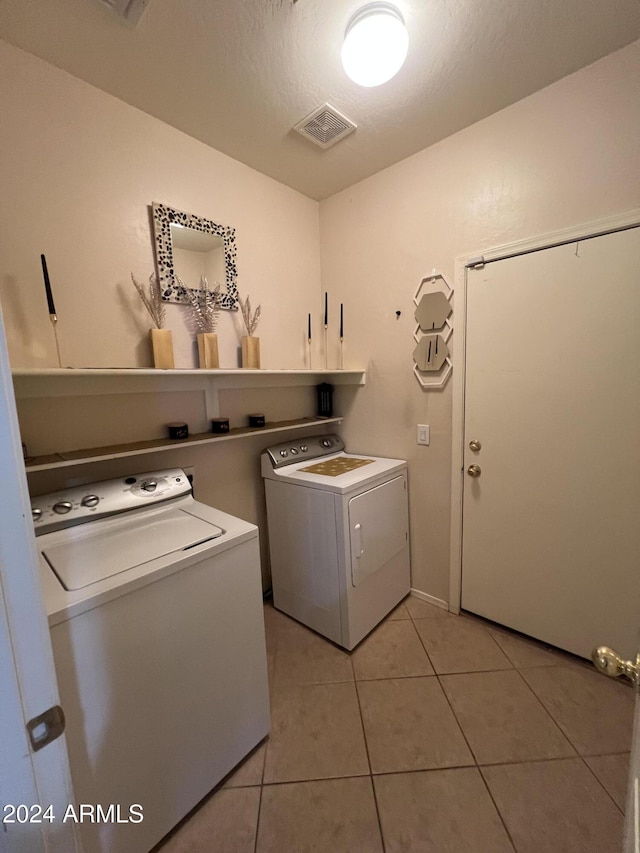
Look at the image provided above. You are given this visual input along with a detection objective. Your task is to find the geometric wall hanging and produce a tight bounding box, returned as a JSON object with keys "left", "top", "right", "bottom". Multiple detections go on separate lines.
{"left": 412, "top": 270, "right": 453, "bottom": 388}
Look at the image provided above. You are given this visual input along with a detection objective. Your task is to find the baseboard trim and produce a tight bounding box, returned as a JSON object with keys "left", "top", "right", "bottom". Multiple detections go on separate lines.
{"left": 410, "top": 588, "right": 449, "bottom": 611}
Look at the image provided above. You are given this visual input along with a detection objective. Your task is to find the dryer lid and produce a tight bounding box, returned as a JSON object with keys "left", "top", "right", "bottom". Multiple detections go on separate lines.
{"left": 42, "top": 509, "right": 223, "bottom": 591}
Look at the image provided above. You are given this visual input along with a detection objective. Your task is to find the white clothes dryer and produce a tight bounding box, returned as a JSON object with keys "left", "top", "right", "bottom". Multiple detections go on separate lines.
{"left": 33, "top": 468, "right": 270, "bottom": 853}
{"left": 261, "top": 434, "right": 410, "bottom": 650}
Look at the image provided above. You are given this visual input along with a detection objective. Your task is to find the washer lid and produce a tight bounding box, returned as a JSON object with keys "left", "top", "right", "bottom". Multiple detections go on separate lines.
{"left": 42, "top": 509, "right": 224, "bottom": 591}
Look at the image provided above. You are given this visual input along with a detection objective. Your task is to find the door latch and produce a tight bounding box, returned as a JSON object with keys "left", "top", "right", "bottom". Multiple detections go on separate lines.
{"left": 26, "top": 705, "right": 65, "bottom": 752}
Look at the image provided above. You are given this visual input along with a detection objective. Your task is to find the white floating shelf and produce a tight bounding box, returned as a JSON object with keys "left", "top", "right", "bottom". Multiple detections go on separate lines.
{"left": 12, "top": 367, "right": 366, "bottom": 398}
{"left": 11, "top": 367, "right": 365, "bottom": 378}
{"left": 14, "top": 367, "right": 363, "bottom": 472}
{"left": 24, "top": 416, "right": 344, "bottom": 472}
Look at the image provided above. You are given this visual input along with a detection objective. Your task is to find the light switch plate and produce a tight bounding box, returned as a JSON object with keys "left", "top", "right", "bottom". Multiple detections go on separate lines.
{"left": 417, "top": 424, "right": 430, "bottom": 446}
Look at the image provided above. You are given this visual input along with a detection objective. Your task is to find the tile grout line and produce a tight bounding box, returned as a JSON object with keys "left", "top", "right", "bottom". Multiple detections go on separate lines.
{"left": 476, "top": 766, "right": 519, "bottom": 853}
{"left": 411, "top": 604, "right": 633, "bottom": 764}
{"left": 434, "top": 672, "right": 481, "bottom": 767}
{"left": 406, "top": 607, "right": 437, "bottom": 674}
{"left": 460, "top": 609, "right": 598, "bottom": 671}
{"left": 254, "top": 734, "right": 269, "bottom": 851}
{"left": 475, "top": 753, "right": 615, "bottom": 770}
{"left": 255, "top": 752, "right": 630, "bottom": 787}
{"left": 516, "top": 661, "right": 635, "bottom": 747}
{"left": 351, "top": 654, "right": 387, "bottom": 853}
{"left": 254, "top": 607, "right": 275, "bottom": 853}
{"left": 410, "top": 612, "right": 517, "bottom": 674}
{"left": 409, "top": 613, "right": 518, "bottom": 853}
{"left": 577, "top": 754, "right": 627, "bottom": 817}
{"left": 369, "top": 775, "right": 388, "bottom": 853}
{"left": 479, "top": 660, "right": 628, "bottom": 816}
{"left": 355, "top": 667, "right": 517, "bottom": 681}
{"left": 511, "top": 666, "right": 583, "bottom": 757}
{"left": 406, "top": 605, "right": 495, "bottom": 791}
{"left": 253, "top": 782, "right": 265, "bottom": 853}
{"left": 418, "top": 614, "right": 518, "bottom": 853}
{"left": 418, "top": 609, "right": 581, "bottom": 752}
{"left": 260, "top": 772, "right": 378, "bottom": 787}
{"left": 407, "top": 601, "right": 521, "bottom": 851}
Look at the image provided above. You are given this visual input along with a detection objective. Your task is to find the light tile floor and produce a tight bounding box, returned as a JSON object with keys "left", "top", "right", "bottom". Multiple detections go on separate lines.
{"left": 156, "top": 598, "right": 633, "bottom": 853}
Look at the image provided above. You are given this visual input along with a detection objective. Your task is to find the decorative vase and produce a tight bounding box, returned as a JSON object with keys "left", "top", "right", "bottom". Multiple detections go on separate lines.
{"left": 241, "top": 335, "right": 260, "bottom": 369}
{"left": 197, "top": 333, "right": 220, "bottom": 369}
{"left": 150, "top": 328, "right": 175, "bottom": 369}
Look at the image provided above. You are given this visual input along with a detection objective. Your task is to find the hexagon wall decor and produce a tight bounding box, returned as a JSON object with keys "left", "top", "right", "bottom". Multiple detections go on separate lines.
{"left": 414, "top": 291, "right": 451, "bottom": 331}
{"left": 412, "top": 270, "right": 453, "bottom": 388}
{"left": 413, "top": 334, "right": 449, "bottom": 372}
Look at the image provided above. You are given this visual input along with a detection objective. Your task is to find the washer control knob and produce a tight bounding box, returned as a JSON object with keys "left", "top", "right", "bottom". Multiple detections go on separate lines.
{"left": 81, "top": 494, "right": 100, "bottom": 508}
{"left": 321, "top": 439, "right": 333, "bottom": 448}
{"left": 300, "top": 445, "right": 308, "bottom": 452}
{"left": 52, "top": 501, "right": 73, "bottom": 515}
{"left": 140, "top": 479, "right": 158, "bottom": 492}
{"left": 290, "top": 447, "right": 298, "bottom": 455}
{"left": 279, "top": 450, "right": 289, "bottom": 458}
{"left": 32, "top": 508, "right": 42, "bottom": 522}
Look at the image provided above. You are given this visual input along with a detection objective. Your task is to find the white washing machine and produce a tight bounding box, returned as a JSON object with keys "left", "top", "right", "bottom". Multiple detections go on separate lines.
{"left": 32, "top": 468, "right": 270, "bottom": 853}
{"left": 261, "top": 434, "right": 410, "bottom": 650}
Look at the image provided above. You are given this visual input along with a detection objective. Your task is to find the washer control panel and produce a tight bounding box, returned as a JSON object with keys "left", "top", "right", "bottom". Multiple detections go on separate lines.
{"left": 31, "top": 468, "right": 192, "bottom": 535}
{"left": 264, "top": 434, "right": 345, "bottom": 469}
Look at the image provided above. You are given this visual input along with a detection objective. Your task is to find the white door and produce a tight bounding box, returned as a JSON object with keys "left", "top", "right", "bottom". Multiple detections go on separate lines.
{"left": 461, "top": 225, "right": 640, "bottom": 661}
{"left": 0, "top": 306, "right": 79, "bottom": 853}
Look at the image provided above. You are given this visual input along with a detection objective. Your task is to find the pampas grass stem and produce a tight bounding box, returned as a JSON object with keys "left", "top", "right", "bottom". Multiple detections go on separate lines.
{"left": 186, "top": 276, "right": 221, "bottom": 334}
{"left": 239, "top": 294, "right": 261, "bottom": 336}
{"left": 131, "top": 272, "right": 165, "bottom": 329}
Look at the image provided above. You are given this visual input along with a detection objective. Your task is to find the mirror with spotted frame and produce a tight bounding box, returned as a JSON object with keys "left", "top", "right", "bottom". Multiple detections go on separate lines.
{"left": 151, "top": 202, "right": 238, "bottom": 309}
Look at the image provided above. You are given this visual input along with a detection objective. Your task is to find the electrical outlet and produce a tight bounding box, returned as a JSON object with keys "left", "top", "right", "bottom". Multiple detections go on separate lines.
{"left": 417, "top": 424, "right": 430, "bottom": 446}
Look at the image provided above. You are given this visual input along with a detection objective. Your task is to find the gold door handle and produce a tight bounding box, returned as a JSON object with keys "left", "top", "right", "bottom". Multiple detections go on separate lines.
{"left": 467, "top": 465, "right": 481, "bottom": 477}
{"left": 469, "top": 440, "right": 482, "bottom": 452}
{"left": 591, "top": 646, "right": 640, "bottom": 685}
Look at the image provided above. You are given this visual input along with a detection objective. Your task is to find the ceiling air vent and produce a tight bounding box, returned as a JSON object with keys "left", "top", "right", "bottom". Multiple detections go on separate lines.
{"left": 294, "top": 104, "right": 357, "bottom": 149}
{"left": 95, "top": 0, "right": 151, "bottom": 24}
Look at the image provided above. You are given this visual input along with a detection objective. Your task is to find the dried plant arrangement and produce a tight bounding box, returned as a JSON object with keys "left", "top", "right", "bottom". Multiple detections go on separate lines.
{"left": 239, "top": 293, "right": 261, "bottom": 336}
{"left": 185, "top": 276, "right": 221, "bottom": 334}
{"left": 131, "top": 272, "right": 166, "bottom": 329}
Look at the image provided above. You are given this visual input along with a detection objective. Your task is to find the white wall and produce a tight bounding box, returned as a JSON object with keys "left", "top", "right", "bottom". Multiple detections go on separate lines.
{"left": 319, "top": 40, "right": 640, "bottom": 603}
{"left": 0, "top": 40, "right": 322, "bottom": 372}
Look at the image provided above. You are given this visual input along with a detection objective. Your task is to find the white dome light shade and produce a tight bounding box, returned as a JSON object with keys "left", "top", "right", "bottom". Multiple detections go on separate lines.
{"left": 341, "top": 3, "right": 409, "bottom": 87}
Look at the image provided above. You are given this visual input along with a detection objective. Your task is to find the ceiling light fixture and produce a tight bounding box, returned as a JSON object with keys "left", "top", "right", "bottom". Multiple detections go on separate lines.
{"left": 341, "top": 2, "right": 409, "bottom": 87}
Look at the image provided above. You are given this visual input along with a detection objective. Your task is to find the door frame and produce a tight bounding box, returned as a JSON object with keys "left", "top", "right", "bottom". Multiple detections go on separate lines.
{"left": 448, "top": 207, "right": 640, "bottom": 614}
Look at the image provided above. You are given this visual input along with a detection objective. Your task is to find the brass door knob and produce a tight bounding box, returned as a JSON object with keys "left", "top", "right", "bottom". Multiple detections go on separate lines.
{"left": 467, "top": 465, "right": 481, "bottom": 477}
{"left": 469, "top": 440, "right": 482, "bottom": 451}
{"left": 592, "top": 646, "right": 640, "bottom": 685}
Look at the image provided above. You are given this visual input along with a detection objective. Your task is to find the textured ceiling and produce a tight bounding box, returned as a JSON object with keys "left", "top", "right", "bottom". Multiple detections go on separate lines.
{"left": 1, "top": 0, "right": 638, "bottom": 200}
